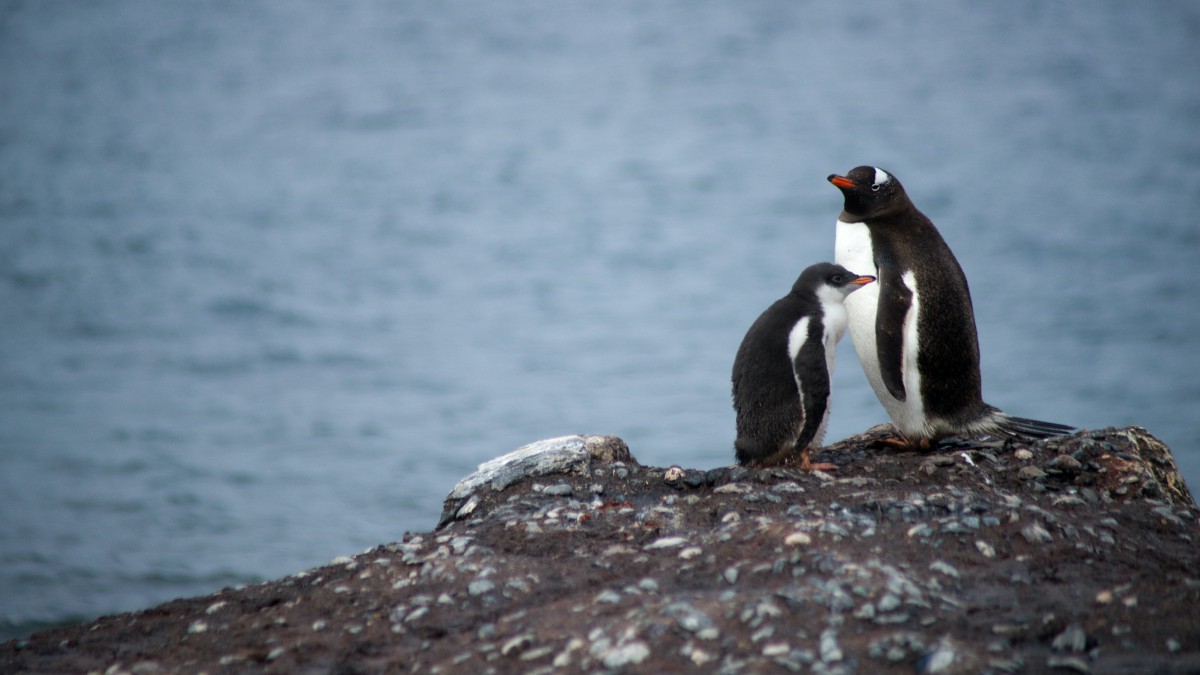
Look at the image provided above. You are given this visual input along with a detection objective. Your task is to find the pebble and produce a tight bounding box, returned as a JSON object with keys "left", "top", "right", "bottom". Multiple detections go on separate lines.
{"left": 468, "top": 579, "right": 496, "bottom": 596}
{"left": 500, "top": 634, "right": 533, "bottom": 656}
{"left": 455, "top": 495, "right": 480, "bottom": 519}
{"left": 204, "top": 601, "right": 227, "bottom": 615}
{"left": 1045, "top": 656, "right": 1091, "bottom": 673}
{"left": 542, "top": 483, "right": 573, "bottom": 497}
{"left": 1017, "top": 466, "right": 1046, "bottom": 481}
{"left": 723, "top": 567, "right": 740, "bottom": 584}
{"left": 1051, "top": 624, "right": 1088, "bottom": 653}
{"left": 907, "top": 523, "right": 934, "bottom": 538}
{"left": 762, "top": 642, "right": 790, "bottom": 657}
{"left": 1047, "top": 455, "right": 1083, "bottom": 472}
{"left": 919, "top": 640, "right": 957, "bottom": 673}
{"left": 929, "top": 561, "right": 960, "bottom": 579}
{"left": 595, "top": 590, "right": 622, "bottom": 604}
{"left": 878, "top": 593, "right": 902, "bottom": 612}
{"left": 783, "top": 532, "right": 813, "bottom": 548}
{"left": 1021, "top": 522, "right": 1053, "bottom": 544}
{"left": 553, "top": 638, "right": 584, "bottom": 667}
{"left": 600, "top": 642, "right": 650, "bottom": 668}
{"left": 819, "top": 628, "right": 843, "bottom": 663}
{"left": 1014, "top": 449, "right": 1034, "bottom": 461}
{"left": 186, "top": 621, "right": 207, "bottom": 634}
{"left": 976, "top": 541, "right": 997, "bottom": 558}
{"left": 644, "top": 536, "right": 688, "bottom": 549}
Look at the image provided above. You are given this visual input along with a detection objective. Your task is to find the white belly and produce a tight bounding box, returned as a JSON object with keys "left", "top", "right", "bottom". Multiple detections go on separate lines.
{"left": 834, "top": 220, "right": 928, "bottom": 438}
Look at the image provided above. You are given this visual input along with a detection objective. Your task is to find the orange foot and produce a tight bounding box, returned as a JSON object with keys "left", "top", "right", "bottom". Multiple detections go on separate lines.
{"left": 797, "top": 449, "right": 837, "bottom": 472}
{"left": 869, "top": 435, "right": 933, "bottom": 452}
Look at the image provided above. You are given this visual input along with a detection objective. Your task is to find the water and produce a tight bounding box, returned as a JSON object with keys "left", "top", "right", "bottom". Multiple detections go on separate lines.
{"left": 2, "top": 1, "right": 1197, "bottom": 641}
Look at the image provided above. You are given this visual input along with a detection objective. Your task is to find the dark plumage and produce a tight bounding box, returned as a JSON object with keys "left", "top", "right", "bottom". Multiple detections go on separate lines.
{"left": 732, "top": 262, "right": 874, "bottom": 469}
{"left": 829, "top": 166, "right": 1075, "bottom": 447}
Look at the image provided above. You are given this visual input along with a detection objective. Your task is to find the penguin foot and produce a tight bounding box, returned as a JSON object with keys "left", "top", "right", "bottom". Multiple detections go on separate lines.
{"left": 795, "top": 449, "right": 837, "bottom": 472}
{"left": 803, "top": 460, "right": 839, "bottom": 472}
{"left": 869, "top": 436, "right": 935, "bottom": 452}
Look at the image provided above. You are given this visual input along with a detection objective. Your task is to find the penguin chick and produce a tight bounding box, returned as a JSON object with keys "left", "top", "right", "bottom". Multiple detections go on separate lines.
{"left": 828, "top": 165, "right": 1076, "bottom": 448}
{"left": 732, "top": 262, "right": 875, "bottom": 470}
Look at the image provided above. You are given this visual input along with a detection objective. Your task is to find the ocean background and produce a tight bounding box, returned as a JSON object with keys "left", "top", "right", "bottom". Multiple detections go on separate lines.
{"left": 2, "top": 1, "right": 1198, "bottom": 641}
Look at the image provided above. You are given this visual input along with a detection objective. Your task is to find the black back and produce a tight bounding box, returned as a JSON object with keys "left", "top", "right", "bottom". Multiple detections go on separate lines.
{"left": 831, "top": 167, "right": 987, "bottom": 425}
{"left": 732, "top": 263, "right": 855, "bottom": 464}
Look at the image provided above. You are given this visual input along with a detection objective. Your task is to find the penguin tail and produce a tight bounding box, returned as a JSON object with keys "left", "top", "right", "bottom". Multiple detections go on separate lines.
{"left": 999, "top": 415, "right": 1078, "bottom": 440}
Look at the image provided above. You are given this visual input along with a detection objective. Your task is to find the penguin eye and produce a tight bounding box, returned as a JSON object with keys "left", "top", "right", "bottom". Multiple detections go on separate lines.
{"left": 830, "top": 275, "right": 844, "bottom": 283}
{"left": 870, "top": 183, "right": 881, "bottom": 192}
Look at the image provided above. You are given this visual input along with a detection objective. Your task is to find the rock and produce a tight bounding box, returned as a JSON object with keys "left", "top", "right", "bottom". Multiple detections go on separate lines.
{"left": 1017, "top": 466, "right": 1046, "bottom": 481}
{"left": 1021, "top": 522, "right": 1054, "bottom": 544}
{"left": 785, "top": 532, "right": 812, "bottom": 546}
{"left": 540, "top": 483, "right": 573, "bottom": 497}
{"left": 443, "top": 434, "right": 631, "bottom": 502}
{"left": 467, "top": 579, "right": 495, "bottom": 596}
{"left": 644, "top": 536, "right": 688, "bottom": 550}
{"left": 5, "top": 426, "right": 1199, "bottom": 675}
{"left": 1052, "top": 624, "right": 1088, "bottom": 653}
{"left": 599, "top": 641, "right": 650, "bottom": 668}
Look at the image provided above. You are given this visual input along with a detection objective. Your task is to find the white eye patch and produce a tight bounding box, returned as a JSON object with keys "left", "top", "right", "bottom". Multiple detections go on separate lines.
{"left": 873, "top": 167, "right": 890, "bottom": 186}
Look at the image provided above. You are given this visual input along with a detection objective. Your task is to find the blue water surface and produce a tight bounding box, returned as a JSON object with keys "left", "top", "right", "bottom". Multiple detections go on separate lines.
{"left": 2, "top": 1, "right": 1198, "bottom": 640}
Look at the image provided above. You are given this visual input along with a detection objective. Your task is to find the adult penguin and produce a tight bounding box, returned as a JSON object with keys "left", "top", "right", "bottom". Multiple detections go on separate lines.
{"left": 828, "top": 166, "right": 1074, "bottom": 448}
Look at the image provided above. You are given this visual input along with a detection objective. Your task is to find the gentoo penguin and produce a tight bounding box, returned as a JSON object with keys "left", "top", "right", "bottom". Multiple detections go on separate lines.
{"left": 827, "top": 166, "right": 1074, "bottom": 447}
{"left": 732, "top": 262, "right": 875, "bottom": 470}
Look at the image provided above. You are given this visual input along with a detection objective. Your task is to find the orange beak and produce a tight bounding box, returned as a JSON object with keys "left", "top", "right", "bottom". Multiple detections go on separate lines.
{"left": 828, "top": 175, "right": 856, "bottom": 189}
{"left": 851, "top": 275, "right": 875, "bottom": 285}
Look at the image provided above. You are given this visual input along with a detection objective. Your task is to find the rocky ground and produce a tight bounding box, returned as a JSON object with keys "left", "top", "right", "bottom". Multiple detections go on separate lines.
{"left": 3, "top": 425, "right": 1198, "bottom": 674}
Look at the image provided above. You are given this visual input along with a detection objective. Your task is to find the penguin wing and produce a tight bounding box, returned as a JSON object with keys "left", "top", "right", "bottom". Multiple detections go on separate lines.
{"left": 875, "top": 265, "right": 911, "bottom": 402}
{"left": 792, "top": 327, "right": 830, "bottom": 450}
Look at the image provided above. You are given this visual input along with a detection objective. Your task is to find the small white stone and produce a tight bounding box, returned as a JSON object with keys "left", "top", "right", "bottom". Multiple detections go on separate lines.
{"left": 678, "top": 547, "right": 703, "bottom": 559}
{"left": 186, "top": 620, "right": 207, "bottom": 634}
{"left": 601, "top": 641, "right": 650, "bottom": 668}
{"left": 644, "top": 536, "right": 688, "bottom": 549}
{"left": 762, "top": 642, "right": 790, "bottom": 657}
{"left": 784, "top": 532, "right": 812, "bottom": 546}
{"left": 930, "top": 560, "right": 961, "bottom": 578}
{"left": 204, "top": 601, "right": 228, "bottom": 615}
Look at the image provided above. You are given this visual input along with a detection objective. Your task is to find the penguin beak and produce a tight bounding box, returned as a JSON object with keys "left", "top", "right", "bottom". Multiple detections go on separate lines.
{"left": 828, "top": 174, "right": 856, "bottom": 189}
{"left": 851, "top": 275, "right": 875, "bottom": 286}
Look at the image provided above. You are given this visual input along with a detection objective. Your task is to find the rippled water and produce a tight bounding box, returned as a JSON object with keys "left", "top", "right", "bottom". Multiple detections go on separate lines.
{"left": 2, "top": 1, "right": 1198, "bottom": 640}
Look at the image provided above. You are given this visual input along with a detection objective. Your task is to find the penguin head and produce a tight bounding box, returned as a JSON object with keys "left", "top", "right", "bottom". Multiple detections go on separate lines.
{"left": 795, "top": 262, "right": 876, "bottom": 300}
{"left": 827, "top": 166, "right": 908, "bottom": 220}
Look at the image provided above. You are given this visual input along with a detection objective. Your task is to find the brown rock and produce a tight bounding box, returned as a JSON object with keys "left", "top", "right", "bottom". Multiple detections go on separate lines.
{"left": 3, "top": 426, "right": 1198, "bottom": 674}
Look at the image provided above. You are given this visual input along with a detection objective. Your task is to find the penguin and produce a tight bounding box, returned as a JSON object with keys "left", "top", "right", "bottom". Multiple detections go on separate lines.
{"left": 732, "top": 262, "right": 876, "bottom": 470}
{"left": 827, "top": 166, "right": 1075, "bottom": 447}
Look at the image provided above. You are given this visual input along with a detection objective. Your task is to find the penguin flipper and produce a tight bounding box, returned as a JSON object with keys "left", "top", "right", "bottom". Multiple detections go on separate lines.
{"left": 875, "top": 267, "right": 911, "bottom": 402}
{"left": 792, "top": 332, "right": 831, "bottom": 450}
